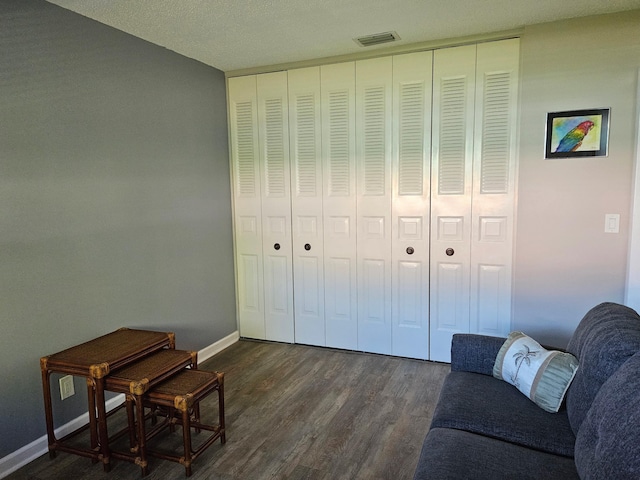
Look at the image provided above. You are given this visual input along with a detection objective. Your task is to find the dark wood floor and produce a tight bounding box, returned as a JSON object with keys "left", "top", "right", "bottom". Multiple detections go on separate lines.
{"left": 8, "top": 340, "right": 449, "bottom": 480}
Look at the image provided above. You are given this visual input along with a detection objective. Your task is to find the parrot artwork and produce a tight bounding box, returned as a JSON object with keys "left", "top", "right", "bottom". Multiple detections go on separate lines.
{"left": 554, "top": 120, "right": 595, "bottom": 153}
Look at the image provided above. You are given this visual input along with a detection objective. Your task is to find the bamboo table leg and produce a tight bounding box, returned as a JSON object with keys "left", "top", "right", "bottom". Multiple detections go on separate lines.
{"left": 86, "top": 379, "right": 99, "bottom": 463}
{"left": 94, "top": 376, "right": 111, "bottom": 472}
{"left": 134, "top": 394, "right": 149, "bottom": 476}
{"left": 40, "top": 365, "right": 57, "bottom": 460}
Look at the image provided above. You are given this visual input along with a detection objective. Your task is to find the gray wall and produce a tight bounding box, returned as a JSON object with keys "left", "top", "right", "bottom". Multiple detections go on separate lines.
{"left": 513, "top": 11, "right": 640, "bottom": 346}
{"left": 0, "top": 0, "right": 235, "bottom": 457}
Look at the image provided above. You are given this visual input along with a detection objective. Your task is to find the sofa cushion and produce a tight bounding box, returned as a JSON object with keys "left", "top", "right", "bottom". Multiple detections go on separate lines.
{"left": 565, "top": 302, "right": 640, "bottom": 434}
{"left": 493, "top": 331, "right": 579, "bottom": 413}
{"left": 430, "top": 371, "right": 576, "bottom": 457}
{"left": 574, "top": 352, "right": 640, "bottom": 479}
{"left": 413, "top": 428, "right": 580, "bottom": 480}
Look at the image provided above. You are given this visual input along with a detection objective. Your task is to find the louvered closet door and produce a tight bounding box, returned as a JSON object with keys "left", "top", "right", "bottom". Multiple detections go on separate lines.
{"left": 322, "top": 62, "right": 358, "bottom": 350}
{"left": 470, "top": 39, "right": 519, "bottom": 337}
{"left": 288, "top": 67, "right": 326, "bottom": 346}
{"left": 430, "top": 40, "right": 519, "bottom": 362}
{"left": 391, "top": 51, "right": 433, "bottom": 360}
{"left": 228, "top": 76, "right": 265, "bottom": 339}
{"left": 356, "top": 57, "right": 393, "bottom": 355}
{"left": 430, "top": 45, "right": 477, "bottom": 362}
{"left": 257, "top": 72, "right": 295, "bottom": 343}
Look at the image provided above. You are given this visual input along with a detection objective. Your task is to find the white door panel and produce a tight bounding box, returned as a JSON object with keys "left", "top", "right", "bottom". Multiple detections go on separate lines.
{"left": 433, "top": 261, "right": 466, "bottom": 327}
{"left": 236, "top": 253, "right": 263, "bottom": 338}
{"left": 257, "top": 72, "right": 294, "bottom": 343}
{"left": 356, "top": 57, "right": 393, "bottom": 355}
{"left": 228, "top": 76, "right": 265, "bottom": 339}
{"left": 289, "top": 67, "right": 326, "bottom": 346}
{"left": 430, "top": 45, "right": 476, "bottom": 362}
{"left": 322, "top": 62, "right": 358, "bottom": 350}
{"left": 392, "top": 51, "right": 432, "bottom": 359}
{"left": 470, "top": 39, "right": 519, "bottom": 337}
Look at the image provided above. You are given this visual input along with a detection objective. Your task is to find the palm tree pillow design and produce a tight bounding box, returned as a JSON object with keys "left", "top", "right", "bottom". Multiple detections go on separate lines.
{"left": 493, "top": 331, "right": 579, "bottom": 413}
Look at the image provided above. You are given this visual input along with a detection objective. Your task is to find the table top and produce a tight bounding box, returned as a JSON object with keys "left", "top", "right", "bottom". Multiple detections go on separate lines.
{"left": 146, "top": 369, "right": 222, "bottom": 411}
{"left": 105, "top": 349, "right": 196, "bottom": 395}
{"left": 40, "top": 328, "right": 175, "bottom": 378}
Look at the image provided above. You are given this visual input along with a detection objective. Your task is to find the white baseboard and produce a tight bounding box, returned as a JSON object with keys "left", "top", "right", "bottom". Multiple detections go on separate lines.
{"left": 0, "top": 330, "right": 239, "bottom": 479}
{"left": 198, "top": 330, "right": 240, "bottom": 364}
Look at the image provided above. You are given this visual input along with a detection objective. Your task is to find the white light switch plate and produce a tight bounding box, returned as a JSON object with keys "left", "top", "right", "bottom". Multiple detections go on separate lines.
{"left": 605, "top": 214, "right": 620, "bottom": 234}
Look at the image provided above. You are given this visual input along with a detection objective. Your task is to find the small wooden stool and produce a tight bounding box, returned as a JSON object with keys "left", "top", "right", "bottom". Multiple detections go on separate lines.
{"left": 143, "top": 369, "right": 225, "bottom": 477}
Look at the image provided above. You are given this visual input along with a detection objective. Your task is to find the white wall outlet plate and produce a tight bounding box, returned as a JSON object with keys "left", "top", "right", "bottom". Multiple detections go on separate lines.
{"left": 59, "top": 375, "right": 75, "bottom": 400}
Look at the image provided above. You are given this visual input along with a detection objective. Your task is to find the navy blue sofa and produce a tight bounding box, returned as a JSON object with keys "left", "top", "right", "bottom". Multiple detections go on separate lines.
{"left": 413, "top": 302, "right": 640, "bottom": 480}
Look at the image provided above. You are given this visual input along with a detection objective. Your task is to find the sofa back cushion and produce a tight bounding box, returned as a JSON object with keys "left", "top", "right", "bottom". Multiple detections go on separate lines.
{"left": 574, "top": 352, "right": 640, "bottom": 479}
{"left": 565, "top": 302, "right": 640, "bottom": 434}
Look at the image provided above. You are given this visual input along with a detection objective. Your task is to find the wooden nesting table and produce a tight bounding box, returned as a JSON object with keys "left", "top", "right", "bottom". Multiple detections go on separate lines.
{"left": 104, "top": 348, "right": 197, "bottom": 475}
{"left": 40, "top": 328, "right": 176, "bottom": 471}
{"left": 143, "top": 369, "right": 225, "bottom": 477}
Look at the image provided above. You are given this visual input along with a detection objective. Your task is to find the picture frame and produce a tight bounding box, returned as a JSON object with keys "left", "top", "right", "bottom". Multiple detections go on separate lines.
{"left": 545, "top": 108, "right": 610, "bottom": 159}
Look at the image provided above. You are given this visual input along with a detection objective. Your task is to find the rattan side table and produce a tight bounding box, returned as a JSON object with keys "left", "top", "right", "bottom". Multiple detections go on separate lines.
{"left": 104, "top": 348, "right": 197, "bottom": 475}
{"left": 143, "top": 369, "right": 225, "bottom": 477}
{"left": 40, "top": 328, "right": 174, "bottom": 471}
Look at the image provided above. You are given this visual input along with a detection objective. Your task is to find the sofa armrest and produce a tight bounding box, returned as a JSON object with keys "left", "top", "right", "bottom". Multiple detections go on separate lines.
{"left": 450, "top": 334, "right": 506, "bottom": 375}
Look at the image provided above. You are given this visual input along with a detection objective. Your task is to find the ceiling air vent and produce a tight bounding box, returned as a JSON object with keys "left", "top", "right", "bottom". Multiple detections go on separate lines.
{"left": 354, "top": 31, "right": 400, "bottom": 47}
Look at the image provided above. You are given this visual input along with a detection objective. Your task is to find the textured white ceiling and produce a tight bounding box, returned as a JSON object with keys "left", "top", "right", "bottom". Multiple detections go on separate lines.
{"left": 46, "top": 0, "right": 640, "bottom": 72}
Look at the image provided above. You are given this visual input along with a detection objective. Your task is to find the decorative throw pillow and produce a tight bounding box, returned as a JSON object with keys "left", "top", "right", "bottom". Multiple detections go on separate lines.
{"left": 493, "top": 331, "right": 579, "bottom": 413}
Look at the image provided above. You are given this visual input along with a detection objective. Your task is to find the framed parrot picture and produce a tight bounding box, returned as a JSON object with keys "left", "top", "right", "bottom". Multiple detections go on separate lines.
{"left": 545, "top": 108, "right": 610, "bottom": 159}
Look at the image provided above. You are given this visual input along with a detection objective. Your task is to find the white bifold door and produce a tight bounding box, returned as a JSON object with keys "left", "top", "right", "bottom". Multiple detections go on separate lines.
{"left": 391, "top": 52, "right": 433, "bottom": 359}
{"left": 228, "top": 72, "right": 294, "bottom": 343}
{"left": 320, "top": 63, "right": 359, "bottom": 350}
{"left": 229, "top": 38, "right": 519, "bottom": 361}
{"left": 284, "top": 54, "right": 432, "bottom": 358}
{"left": 287, "top": 63, "right": 360, "bottom": 350}
{"left": 430, "top": 40, "right": 519, "bottom": 362}
{"left": 354, "top": 53, "right": 433, "bottom": 357}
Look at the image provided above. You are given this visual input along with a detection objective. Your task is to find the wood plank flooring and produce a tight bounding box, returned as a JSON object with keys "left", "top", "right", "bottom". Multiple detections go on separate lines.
{"left": 7, "top": 340, "right": 449, "bottom": 480}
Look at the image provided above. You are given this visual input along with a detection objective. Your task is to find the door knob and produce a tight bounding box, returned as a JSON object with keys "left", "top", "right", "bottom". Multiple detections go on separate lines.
{"left": 446, "top": 248, "right": 454, "bottom": 256}
{"left": 274, "top": 243, "right": 280, "bottom": 250}
{"left": 406, "top": 247, "right": 414, "bottom": 255}
{"left": 304, "top": 244, "right": 311, "bottom": 251}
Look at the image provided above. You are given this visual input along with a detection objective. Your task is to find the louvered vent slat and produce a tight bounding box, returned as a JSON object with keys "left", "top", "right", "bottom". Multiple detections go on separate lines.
{"left": 264, "top": 98, "right": 286, "bottom": 197}
{"left": 438, "top": 77, "right": 467, "bottom": 195}
{"left": 480, "top": 72, "right": 511, "bottom": 194}
{"left": 363, "top": 86, "right": 386, "bottom": 196}
{"left": 355, "top": 31, "right": 399, "bottom": 47}
{"left": 328, "top": 90, "right": 350, "bottom": 196}
{"left": 399, "top": 82, "right": 424, "bottom": 196}
{"left": 235, "top": 101, "right": 256, "bottom": 196}
{"left": 295, "top": 94, "right": 317, "bottom": 196}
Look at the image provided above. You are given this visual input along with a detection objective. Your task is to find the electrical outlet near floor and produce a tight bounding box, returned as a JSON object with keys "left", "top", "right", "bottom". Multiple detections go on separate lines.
{"left": 59, "top": 375, "right": 75, "bottom": 400}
